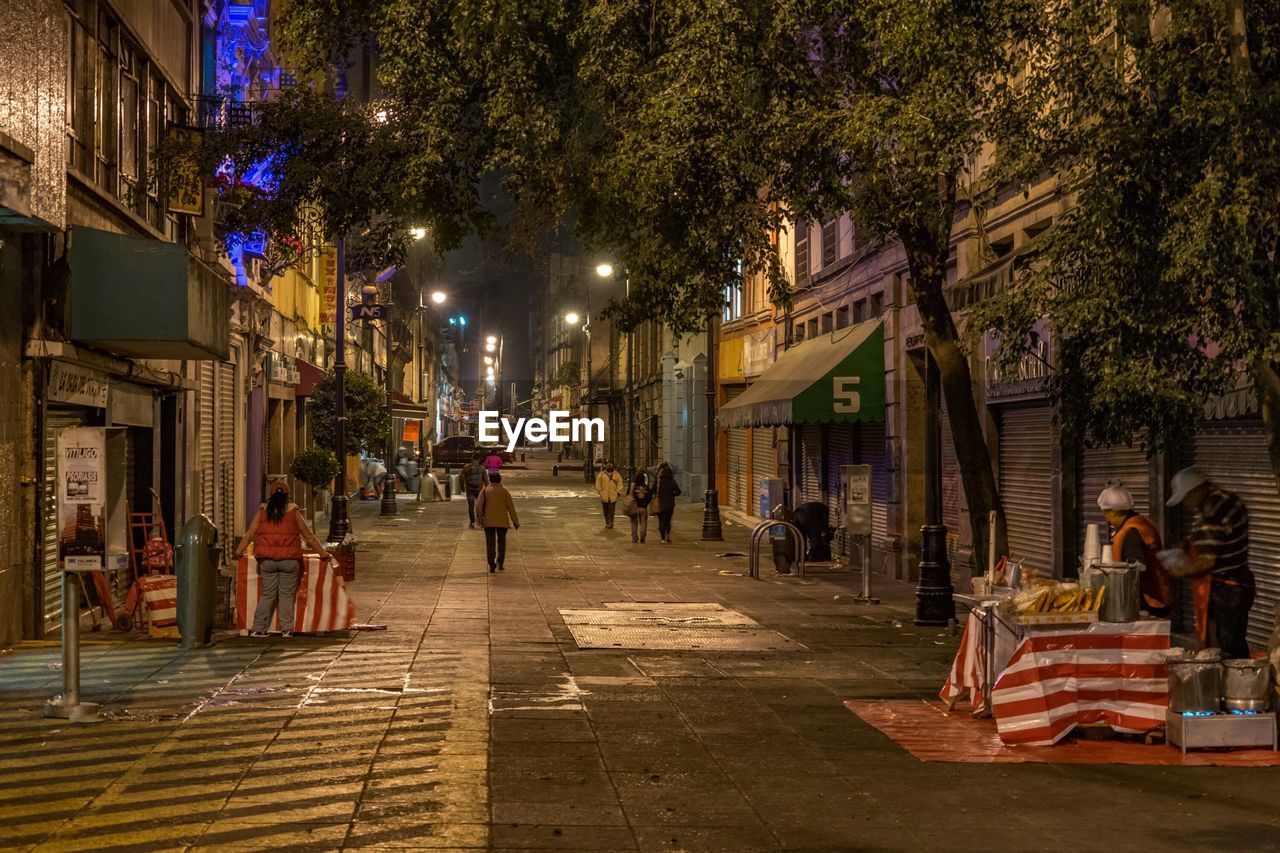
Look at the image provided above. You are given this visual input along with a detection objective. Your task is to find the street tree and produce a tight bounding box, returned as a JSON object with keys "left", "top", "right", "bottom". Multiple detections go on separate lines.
{"left": 778, "top": 0, "right": 1044, "bottom": 565}
{"left": 310, "top": 370, "right": 391, "bottom": 459}
{"left": 979, "top": 0, "right": 1280, "bottom": 488}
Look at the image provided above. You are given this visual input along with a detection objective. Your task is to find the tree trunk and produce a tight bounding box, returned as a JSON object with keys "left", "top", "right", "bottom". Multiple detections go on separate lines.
{"left": 1253, "top": 361, "right": 1280, "bottom": 496}
{"left": 902, "top": 213, "right": 1009, "bottom": 575}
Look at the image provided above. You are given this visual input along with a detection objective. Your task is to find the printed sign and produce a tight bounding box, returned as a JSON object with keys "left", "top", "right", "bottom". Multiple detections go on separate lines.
{"left": 57, "top": 428, "right": 106, "bottom": 570}
{"left": 48, "top": 362, "right": 109, "bottom": 408}
{"left": 165, "top": 127, "right": 204, "bottom": 215}
{"left": 351, "top": 303, "right": 389, "bottom": 322}
{"left": 402, "top": 420, "right": 421, "bottom": 443}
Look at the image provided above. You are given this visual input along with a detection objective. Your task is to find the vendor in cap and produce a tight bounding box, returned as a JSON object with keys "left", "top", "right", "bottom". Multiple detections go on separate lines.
{"left": 1159, "top": 467, "right": 1254, "bottom": 657}
{"left": 1097, "top": 482, "right": 1172, "bottom": 616}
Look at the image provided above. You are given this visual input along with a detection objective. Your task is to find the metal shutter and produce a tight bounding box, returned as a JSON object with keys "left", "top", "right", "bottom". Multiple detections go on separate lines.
{"left": 1078, "top": 442, "right": 1150, "bottom": 550}
{"left": 860, "top": 421, "right": 888, "bottom": 548}
{"left": 727, "top": 428, "right": 749, "bottom": 514}
{"left": 217, "top": 360, "right": 237, "bottom": 547}
{"left": 998, "top": 404, "right": 1055, "bottom": 575}
{"left": 827, "top": 424, "right": 855, "bottom": 556}
{"left": 798, "top": 424, "right": 824, "bottom": 505}
{"left": 751, "top": 427, "right": 775, "bottom": 518}
{"left": 940, "top": 395, "right": 963, "bottom": 532}
{"left": 42, "top": 410, "right": 90, "bottom": 631}
{"left": 1190, "top": 422, "right": 1279, "bottom": 651}
{"left": 197, "top": 362, "right": 216, "bottom": 519}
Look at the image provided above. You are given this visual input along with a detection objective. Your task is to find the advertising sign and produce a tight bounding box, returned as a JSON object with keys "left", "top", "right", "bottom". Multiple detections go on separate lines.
{"left": 48, "top": 362, "right": 109, "bottom": 408}
{"left": 319, "top": 246, "right": 338, "bottom": 328}
{"left": 57, "top": 428, "right": 106, "bottom": 571}
{"left": 842, "top": 464, "right": 873, "bottom": 536}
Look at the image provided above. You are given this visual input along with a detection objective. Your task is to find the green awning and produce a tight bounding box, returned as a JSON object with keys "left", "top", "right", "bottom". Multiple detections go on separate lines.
{"left": 718, "top": 320, "right": 885, "bottom": 428}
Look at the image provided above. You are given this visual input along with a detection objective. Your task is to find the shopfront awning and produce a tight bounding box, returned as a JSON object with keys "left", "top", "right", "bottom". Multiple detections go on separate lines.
{"left": 294, "top": 360, "right": 326, "bottom": 397}
{"left": 718, "top": 319, "right": 885, "bottom": 428}
{"left": 391, "top": 390, "right": 431, "bottom": 418}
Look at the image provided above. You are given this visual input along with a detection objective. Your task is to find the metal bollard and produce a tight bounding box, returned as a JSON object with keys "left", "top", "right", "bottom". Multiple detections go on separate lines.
{"left": 176, "top": 515, "right": 220, "bottom": 650}
{"left": 552, "top": 464, "right": 559, "bottom": 477}
{"left": 43, "top": 569, "right": 102, "bottom": 723}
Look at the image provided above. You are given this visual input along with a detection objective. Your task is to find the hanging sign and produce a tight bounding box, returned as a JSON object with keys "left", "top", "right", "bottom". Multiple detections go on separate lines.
{"left": 319, "top": 246, "right": 338, "bottom": 328}
{"left": 57, "top": 427, "right": 107, "bottom": 571}
{"left": 402, "top": 420, "right": 421, "bottom": 443}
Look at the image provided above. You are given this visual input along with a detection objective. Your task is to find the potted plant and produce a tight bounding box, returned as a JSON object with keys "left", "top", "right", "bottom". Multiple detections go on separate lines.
{"left": 290, "top": 447, "right": 339, "bottom": 530}
{"left": 323, "top": 536, "right": 359, "bottom": 582}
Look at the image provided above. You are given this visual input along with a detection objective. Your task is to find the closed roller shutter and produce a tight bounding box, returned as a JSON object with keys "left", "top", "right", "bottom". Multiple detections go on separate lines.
{"left": 941, "top": 395, "right": 963, "bottom": 532}
{"left": 861, "top": 421, "right": 889, "bottom": 548}
{"left": 217, "top": 360, "right": 237, "bottom": 547}
{"left": 42, "top": 409, "right": 91, "bottom": 632}
{"left": 1078, "top": 442, "right": 1150, "bottom": 550}
{"left": 1190, "top": 422, "right": 1279, "bottom": 651}
{"left": 751, "top": 427, "right": 775, "bottom": 518}
{"left": 827, "top": 424, "right": 855, "bottom": 557}
{"left": 798, "top": 424, "right": 823, "bottom": 506}
{"left": 998, "top": 404, "right": 1055, "bottom": 575}
{"left": 197, "top": 362, "right": 216, "bottom": 519}
{"left": 727, "top": 428, "right": 749, "bottom": 514}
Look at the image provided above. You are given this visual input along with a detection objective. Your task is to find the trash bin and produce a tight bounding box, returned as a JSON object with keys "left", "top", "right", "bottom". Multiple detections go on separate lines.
{"left": 176, "top": 515, "right": 220, "bottom": 649}
{"left": 791, "top": 502, "right": 833, "bottom": 562}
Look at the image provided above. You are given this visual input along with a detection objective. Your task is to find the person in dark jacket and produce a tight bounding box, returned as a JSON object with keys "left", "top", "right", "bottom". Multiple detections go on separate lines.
{"left": 654, "top": 462, "right": 682, "bottom": 544}
{"left": 629, "top": 473, "right": 653, "bottom": 544}
{"left": 462, "top": 452, "right": 489, "bottom": 529}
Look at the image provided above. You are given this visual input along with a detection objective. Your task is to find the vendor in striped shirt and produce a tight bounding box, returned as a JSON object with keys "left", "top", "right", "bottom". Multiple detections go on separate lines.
{"left": 1159, "top": 467, "right": 1255, "bottom": 658}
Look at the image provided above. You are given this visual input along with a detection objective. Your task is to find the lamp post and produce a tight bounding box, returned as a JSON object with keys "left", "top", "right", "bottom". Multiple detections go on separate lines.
{"left": 596, "top": 263, "right": 634, "bottom": 480}
{"left": 701, "top": 312, "right": 723, "bottom": 541}
{"left": 380, "top": 316, "right": 399, "bottom": 517}
{"left": 327, "top": 236, "right": 351, "bottom": 542}
{"left": 564, "top": 310, "right": 593, "bottom": 482}
{"left": 915, "top": 351, "right": 955, "bottom": 625}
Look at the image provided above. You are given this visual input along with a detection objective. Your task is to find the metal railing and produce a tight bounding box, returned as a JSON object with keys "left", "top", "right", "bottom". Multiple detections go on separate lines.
{"left": 748, "top": 519, "right": 805, "bottom": 579}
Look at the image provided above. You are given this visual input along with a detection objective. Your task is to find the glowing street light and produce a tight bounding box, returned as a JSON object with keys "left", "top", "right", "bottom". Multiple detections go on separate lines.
{"left": 485, "top": 334, "right": 498, "bottom": 345}
{"left": 430, "top": 290, "right": 446, "bottom": 304}
{"left": 485, "top": 342, "right": 496, "bottom": 353}
{"left": 483, "top": 356, "right": 493, "bottom": 365}
{"left": 410, "top": 227, "right": 427, "bottom": 240}
{"left": 595, "top": 263, "right": 614, "bottom": 278}
{"left": 564, "top": 312, "right": 580, "bottom": 326}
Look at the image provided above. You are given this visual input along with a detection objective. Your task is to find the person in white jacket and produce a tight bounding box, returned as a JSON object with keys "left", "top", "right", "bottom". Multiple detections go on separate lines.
{"left": 594, "top": 461, "right": 624, "bottom": 529}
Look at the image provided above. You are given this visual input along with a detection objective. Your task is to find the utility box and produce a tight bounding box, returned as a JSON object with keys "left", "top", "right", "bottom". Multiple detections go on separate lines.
{"left": 759, "top": 478, "right": 785, "bottom": 519}
{"left": 841, "top": 465, "right": 873, "bottom": 536}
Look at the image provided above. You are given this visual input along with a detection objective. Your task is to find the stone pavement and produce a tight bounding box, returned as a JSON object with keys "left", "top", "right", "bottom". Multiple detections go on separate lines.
{"left": 2, "top": 456, "right": 1279, "bottom": 852}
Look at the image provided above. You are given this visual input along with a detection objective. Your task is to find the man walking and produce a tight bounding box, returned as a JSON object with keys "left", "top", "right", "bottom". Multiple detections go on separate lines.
{"left": 462, "top": 452, "right": 488, "bottom": 529}
{"left": 1161, "top": 467, "right": 1255, "bottom": 657}
{"left": 595, "top": 460, "right": 624, "bottom": 528}
{"left": 475, "top": 472, "right": 519, "bottom": 573}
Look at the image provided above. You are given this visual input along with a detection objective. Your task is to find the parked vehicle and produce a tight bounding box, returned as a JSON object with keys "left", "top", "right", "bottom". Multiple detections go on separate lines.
{"left": 431, "top": 435, "right": 512, "bottom": 467}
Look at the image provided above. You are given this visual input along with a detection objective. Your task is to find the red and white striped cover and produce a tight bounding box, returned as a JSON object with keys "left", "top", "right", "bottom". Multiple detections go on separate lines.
{"left": 991, "top": 620, "right": 1170, "bottom": 746}
{"left": 124, "top": 575, "right": 178, "bottom": 627}
{"left": 235, "top": 555, "right": 357, "bottom": 635}
{"left": 941, "top": 610, "right": 1021, "bottom": 714}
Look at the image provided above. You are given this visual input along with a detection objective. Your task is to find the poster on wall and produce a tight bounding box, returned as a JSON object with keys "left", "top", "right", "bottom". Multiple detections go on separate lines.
{"left": 57, "top": 428, "right": 106, "bottom": 571}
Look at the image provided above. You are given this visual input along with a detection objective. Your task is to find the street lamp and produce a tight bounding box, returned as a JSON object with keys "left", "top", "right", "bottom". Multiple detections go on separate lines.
{"left": 486, "top": 334, "right": 498, "bottom": 345}
{"left": 430, "top": 290, "right": 446, "bottom": 304}
{"left": 410, "top": 227, "right": 427, "bottom": 241}
{"left": 595, "top": 262, "right": 634, "bottom": 479}
{"left": 564, "top": 312, "right": 580, "bottom": 326}
{"left": 327, "top": 238, "right": 351, "bottom": 542}
{"left": 564, "top": 309, "right": 594, "bottom": 481}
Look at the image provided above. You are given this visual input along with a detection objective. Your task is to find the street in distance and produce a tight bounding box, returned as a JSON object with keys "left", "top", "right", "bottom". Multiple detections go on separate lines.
{"left": 477, "top": 411, "right": 605, "bottom": 452}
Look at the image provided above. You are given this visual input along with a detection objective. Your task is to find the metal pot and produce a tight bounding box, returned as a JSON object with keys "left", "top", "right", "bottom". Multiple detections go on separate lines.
{"left": 1223, "top": 659, "right": 1272, "bottom": 712}
{"left": 1091, "top": 561, "right": 1142, "bottom": 623}
{"left": 1168, "top": 656, "right": 1223, "bottom": 714}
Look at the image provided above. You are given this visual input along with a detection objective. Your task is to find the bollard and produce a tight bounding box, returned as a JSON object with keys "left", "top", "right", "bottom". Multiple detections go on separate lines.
{"left": 444, "top": 474, "right": 452, "bottom": 500}
{"left": 176, "top": 515, "right": 220, "bottom": 650}
{"left": 43, "top": 568, "right": 102, "bottom": 723}
{"left": 520, "top": 450, "right": 526, "bottom": 462}
{"left": 552, "top": 464, "right": 559, "bottom": 477}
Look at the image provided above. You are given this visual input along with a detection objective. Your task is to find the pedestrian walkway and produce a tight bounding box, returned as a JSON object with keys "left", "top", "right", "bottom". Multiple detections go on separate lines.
{"left": 2, "top": 458, "right": 1278, "bottom": 851}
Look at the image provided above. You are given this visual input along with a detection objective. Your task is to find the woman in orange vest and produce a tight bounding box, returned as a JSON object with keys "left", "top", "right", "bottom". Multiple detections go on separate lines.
{"left": 1098, "top": 483, "right": 1172, "bottom": 616}
{"left": 234, "top": 477, "right": 333, "bottom": 637}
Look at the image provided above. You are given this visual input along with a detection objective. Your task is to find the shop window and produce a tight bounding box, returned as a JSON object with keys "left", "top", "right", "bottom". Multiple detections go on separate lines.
{"left": 835, "top": 305, "right": 850, "bottom": 329}
{"left": 821, "top": 311, "right": 833, "bottom": 334}
{"left": 854, "top": 299, "right": 866, "bottom": 322}
{"left": 806, "top": 318, "right": 819, "bottom": 339}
